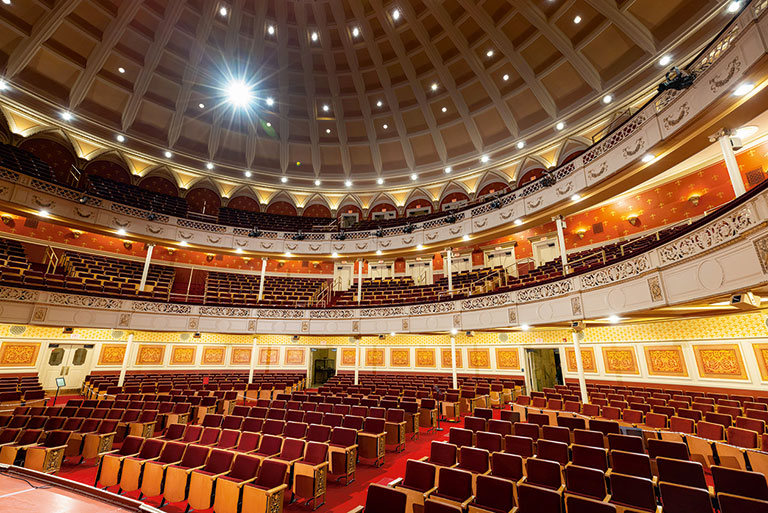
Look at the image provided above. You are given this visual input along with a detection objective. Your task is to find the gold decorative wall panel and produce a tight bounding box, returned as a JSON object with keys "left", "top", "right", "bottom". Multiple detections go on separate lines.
{"left": 495, "top": 348, "right": 520, "bottom": 370}
{"left": 440, "top": 348, "right": 462, "bottom": 368}
{"left": 694, "top": 344, "right": 748, "bottom": 380}
{"left": 0, "top": 342, "right": 41, "bottom": 367}
{"left": 97, "top": 344, "right": 125, "bottom": 366}
{"left": 602, "top": 346, "right": 640, "bottom": 375}
{"left": 170, "top": 345, "right": 196, "bottom": 365}
{"left": 415, "top": 348, "right": 436, "bottom": 368}
{"left": 340, "top": 348, "right": 356, "bottom": 367}
{"left": 390, "top": 349, "right": 410, "bottom": 367}
{"left": 135, "top": 345, "right": 164, "bottom": 365}
{"left": 230, "top": 347, "right": 251, "bottom": 365}
{"left": 285, "top": 348, "right": 306, "bottom": 365}
{"left": 565, "top": 348, "right": 597, "bottom": 373}
{"left": 467, "top": 348, "right": 491, "bottom": 369}
{"left": 258, "top": 348, "right": 280, "bottom": 365}
{"left": 365, "top": 348, "right": 385, "bottom": 367}
{"left": 644, "top": 345, "right": 688, "bottom": 377}
{"left": 201, "top": 346, "right": 225, "bottom": 365}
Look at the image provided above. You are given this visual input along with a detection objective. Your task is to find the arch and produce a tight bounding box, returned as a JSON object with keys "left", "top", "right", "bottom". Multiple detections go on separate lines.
{"left": 266, "top": 200, "right": 297, "bottom": 216}
{"left": 19, "top": 134, "right": 78, "bottom": 184}
{"left": 83, "top": 157, "right": 132, "bottom": 184}
{"left": 440, "top": 191, "right": 470, "bottom": 209}
{"left": 139, "top": 175, "right": 179, "bottom": 197}
{"left": 368, "top": 192, "right": 398, "bottom": 219}
{"left": 186, "top": 187, "right": 222, "bottom": 216}
{"left": 302, "top": 194, "right": 333, "bottom": 218}
{"left": 554, "top": 137, "right": 591, "bottom": 167}
{"left": 227, "top": 195, "right": 261, "bottom": 212}
{"left": 184, "top": 176, "right": 224, "bottom": 196}
{"left": 437, "top": 181, "right": 472, "bottom": 203}
{"left": 477, "top": 181, "right": 511, "bottom": 197}
{"left": 515, "top": 155, "right": 552, "bottom": 185}
{"left": 403, "top": 188, "right": 434, "bottom": 213}
{"left": 138, "top": 166, "right": 182, "bottom": 189}
{"left": 476, "top": 170, "right": 512, "bottom": 197}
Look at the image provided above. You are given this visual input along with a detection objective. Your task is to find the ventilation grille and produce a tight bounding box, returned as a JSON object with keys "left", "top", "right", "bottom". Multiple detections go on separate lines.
{"left": 111, "top": 330, "right": 124, "bottom": 340}
{"left": 592, "top": 222, "right": 604, "bottom": 234}
{"left": 498, "top": 333, "right": 509, "bottom": 343}
{"left": 179, "top": 333, "right": 191, "bottom": 342}
{"left": 9, "top": 325, "right": 26, "bottom": 336}
{"left": 746, "top": 168, "right": 765, "bottom": 187}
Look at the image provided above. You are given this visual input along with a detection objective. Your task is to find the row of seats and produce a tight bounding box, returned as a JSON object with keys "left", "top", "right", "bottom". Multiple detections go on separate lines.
{"left": 87, "top": 175, "right": 188, "bottom": 218}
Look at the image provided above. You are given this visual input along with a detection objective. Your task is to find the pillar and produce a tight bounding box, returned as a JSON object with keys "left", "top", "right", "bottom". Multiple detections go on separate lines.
{"left": 554, "top": 216, "right": 568, "bottom": 274}
{"left": 258, "top": 257, "right": 267, "bottom": 301}
{"left": 248, "top": 336, "right": 258, "bottom": 384}
{"left": 354, "top": 338, "right": 360, "bottom": 386}
{"left": 357, "top": 259, "right": 363, "bottom": 304}
{"left": 139, "top": 244, "right": 154, "bottom": 291}
{"left": 571, "top": 329, "right": 589, "bottom": 404}
{"left": 715, "top": 131, "right": 747, "bottom": 197}
{"left": 446, "top": 248, "right": 453, "bottom": 293}
{"left": 450, "top": 334, "right": 458, "bottom": 389}
{"left": 118, "top": 333, "right": 134, "bottom": 387}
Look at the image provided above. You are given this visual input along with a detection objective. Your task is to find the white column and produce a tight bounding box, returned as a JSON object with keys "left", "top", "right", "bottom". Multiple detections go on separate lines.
{"left": 717, "top": 132, "right": 747, "bottom": 197}
{"left": 354, "top": 338, "right": 360, "bottom": 386}
{"left": 554, "top": 216, "right": 569, "bottom": 274}
{"left": 138, "top": 244, "right": 154, "bottom": 291}
{"left": 258, "top": 258, "right": 267, "bottom": 301}
{"left": 571, "top": 329, "right": 589, "bottom": 404}
{"left": 118, "top": 333, "right": 134, "bottom": 387}
{"left": 446, "top": 248, "right": 453, "bottom": 293}
{"left": 450, "top": 334, "right": 458, "bottom": 389}
{"left": 248, "top": 336, "right": 258, "bottom": 384}
{"left": 357, "top": 259, "right": 363, "bottom": 304}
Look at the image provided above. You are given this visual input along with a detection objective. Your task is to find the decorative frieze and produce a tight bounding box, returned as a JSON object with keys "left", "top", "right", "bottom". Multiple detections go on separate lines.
{"left": 131, "top": 302, "right": 191, "bottom": 314}
{"left": 658, "top": 208, "right": 754, "bottom": 264}
{"left": 517, "top": 280, "right": 573, "bottom": 302}
{"left": 199, "top": 306, "right": 250, "bottom": 317}
{"left": 49, "top": 293, "right": 123, "bottom": 310}
{"left": 580, "top": 255, "right": 651, "bottom": 289}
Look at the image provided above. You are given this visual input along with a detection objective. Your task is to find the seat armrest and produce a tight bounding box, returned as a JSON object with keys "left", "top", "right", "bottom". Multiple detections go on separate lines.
{"left": 186, "top": 464, "right": 207, "bottom": 474}
{"left": 424, "top": 486, "right": 438, "bottom": 497}
{"left": 346, "top": 507, "right": 365, "bottom": 513}
{"left": 264, "top": 483, "right": 289, "bottom": 495}
{"left": 417, "top": 456, "right": 429, "bottom": 462}
{"left": 210, "top": 470, "right": 230, "bottom": 479}
{"left": 388, "top": 477, "right": 403, "bottom": 486}
{"left": 461, "top": 496, "right": 475, "bottom": 509}
{"left": 235, "top": 476, "right": 258, "bottom": 489}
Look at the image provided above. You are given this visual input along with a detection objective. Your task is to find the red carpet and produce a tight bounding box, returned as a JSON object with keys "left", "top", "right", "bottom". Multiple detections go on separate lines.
{"left": 56, "top": 419, "right": 463, "bottom": 513}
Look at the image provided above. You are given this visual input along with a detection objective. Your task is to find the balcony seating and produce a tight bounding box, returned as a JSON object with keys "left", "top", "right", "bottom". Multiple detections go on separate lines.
{"left": 204, "top": 271, "right": 326, "bottom": 308}
{"left": 218, "top": 207, "right": 334, "bottom": 232}
{"left": 88, "top": 175, "right": 188, "bottom": 218}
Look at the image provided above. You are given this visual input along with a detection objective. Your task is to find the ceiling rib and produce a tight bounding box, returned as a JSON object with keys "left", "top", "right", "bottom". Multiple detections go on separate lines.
{"left": 584, "top": 0, "right": 657, "bottom": 54}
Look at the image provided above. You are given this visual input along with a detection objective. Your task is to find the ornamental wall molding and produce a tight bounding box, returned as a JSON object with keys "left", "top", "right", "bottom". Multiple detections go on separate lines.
{"left": 517, "top": 279, "right": 574, "bottom": 302}
{"left": 131, "top": 302, "right": 192, "bottom": 314}
{"left": 48, "top": 293, "right": 123, "bottom": 310}
{"left": 199, "top": 306, "right": 250, "bottom": 317}
{"left": 580, "top": 255, "right": 651, "bottom": 289}
{"left": 309, "top": 309, "right": 354, "bottom": 319}
{"left": 359, "top": 306, "right": 406, "bottom": 318}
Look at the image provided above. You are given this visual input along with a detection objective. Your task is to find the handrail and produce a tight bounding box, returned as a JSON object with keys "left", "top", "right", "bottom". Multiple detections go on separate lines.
{"left": 619, "top": 219, "right": 694, "bottom": 256}
{"left": 438, "top": 267, "right": 507, "bottom": 300}
{"left": 564, "top": 249, "right": 606, "bottom": 275}
{"left": 44, "top": 246, "right": 59, "bottom": 275}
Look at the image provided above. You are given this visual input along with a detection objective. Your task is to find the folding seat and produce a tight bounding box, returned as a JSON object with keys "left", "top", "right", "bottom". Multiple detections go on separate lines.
{"left": 251, "top": 406, "right": 268, "bottom": 418}
{"left": 306, "top": 424, "right": 332, "bottom": 443}
{"left": 457, "top": 446, "right": 491, "bottom": 487}
{"left": 705, "top": 412, "right": 733, "bottom": 429}
{"left": 607, "top": 473, "right": 659, "bottom": 512}
{"left": 213, "top": 429, "right": 240, "bottom": 450}
{"left": 522, "top": 457, "right": 564, "bottom": 494}
{"left": 607, "top": 434, "right": 644, "bottom": 454}
{"left": 588, "top": 419, "right": 620, "bottom": 437}
{"left": 394, "top": 459, "right": 438, "bottom": 513}
{"left": 355, "top": 483, "right": 409, "bottom": 513}
{"left": 306, "top": 411, "right": 324, "bottom": 425}
{"left": 735, "top": 415, "right": 765, "bottom": 434}
{"left": 718, "top": 493, "right": 768, "bottom": 513}
{"left": 385, "top": 409, "right": 408, "bottom": 452}
{"left": 359, "top": 417, "right": 387, "bottom": 466}
{"left": 0, "top": 429, "right": 43, "bottom": 465}
{"left": 490, "top": 452, "right": 523, "bottom": 482}
{"left": 0, "top": 428, "right": 20, "bottom": 446}
{"left": 240, "top": 459, "right": 289, "bottom": 513}
{"left": 80, "top": 419, "right": 119, "bottom": 461}
{"left": 473, "top": 408, "right": 493, "bottom": 421}
{"left": 284, "top": 421, "right": 308, "bottom": 439}
{"left": 272, "top": 437, "right": 306, "bottom": 481}
{"left": 420, "top": 399, "right": 438, "bottom": 431}
{"left": 268, "top": 408, "right": 287, "bottom": 420}
{"left": 232, "top": 405, "right": 250, "bottom": 417}
{"left": 443, "top": 393, "right": 461, "bottom": 422}
{"left": 323, "top": 413, "right": 344, "bottom": 429}
{"left": 198, "top": 426, "right": 222, "bottom": 446}
{"left": 514, "top": 422, "right": 540, "bottom": 442}
{"left": 233, "top": 431, "right": 260, "bottom": 453}
{"left": 475, "top": 431, "right": 503, "bottom": 454}
{"left": 94, "top": 435, "right": 145, "bottom": 488}
{"left": 527, "top": 413, "right": 550, "bottom": 427}
{"left": 429, "top": 467, "right": 475, "bottom": 510}
{"left": 622, "top": 409, "right": 643, "bottom": 426}
{"left": 573, "top": 429, "right": 605, "bottom": 448}
{"left": 630, "top": 403, "right": 651, "bottom": 415}
{"left": 582, "top": 404, "right": 601, "bottom": 417}
{"left": 467, "top": 474, "right": 515, "bottom": 513}
{"left": 160, "top": 423, "right": 186, "bottom": 441}
{"left": 564, "top": 464, "right": 608, "bottom": 502}
{"left": 448, "top": 427, "right": 474, "bottom": 449}
{"left": 557, "top": 416, "right": 586, "bottom": 432}
{"left": 7, "top": 415, "right": 30, "bottom": 429}
{"left": 242, "top": 417, "right": 264, "bottom": 433}
{"left": 687, "top": 422, "right": 721, "bottom": 470}
{"left": 421, "top": 441, "right": 458, "bottom": 468}
{"left": 537, "top": 439, "right": 569, "bottom": 466}
{"left": 517, "top": 482, "right": 563, "bottom": 513}
{"left": 351, "top": 405, "right": 368, "bottom": 418}
{"left": 712, "top": 465, "right": 768, "bottom": 501}
{"left": 22, "top": 430, "right": 72, "bottom": 473}
{"left": 656, "top": 457, "right": 707, "bottom": 490}
{"left": 542, "top": 425, "right": 571, "bottom": 445}
{"left": 262, "top": 419, "right": 285, "bottom": 435}
{"left": 564, "top": 495, "right": 617, "bottom": 513}
{"left": 726, "top": 425, "right": 757, "bottom": 450}
{"left": 487, "top": 419, "right": 513, "bottom": 438}
{"left": 571, "top": 444, "right": 608, "bottom": 472}
{"left": 609, "top": 450, "right": 653, "bottom": 482}
{"left": 119, "top": 438, "right": 171, "bottom": 495}
{"left": 187, "top": 449, "right": 236, "bottom": 511}
{"left": 286, "top": 409, "right": 305, "bottom": 423}
{"left": 504, "top": 435, "right": 534, "bottom": 458}
{"left": 160, "top": 444, "right": 210, "bottom": 506}
{"left": 253, "top": 434, "right": 284, "bottom": 461}
{"left": 500, "top": 410, "right": 522, "bottom": 424}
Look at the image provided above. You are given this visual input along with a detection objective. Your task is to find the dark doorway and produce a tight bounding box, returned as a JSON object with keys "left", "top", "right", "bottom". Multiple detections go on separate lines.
{"left": 525, "top": 348, "right": 564, "bottom": 392}
{"left": 310, "top": 348, "right": 336, "bottom": 387}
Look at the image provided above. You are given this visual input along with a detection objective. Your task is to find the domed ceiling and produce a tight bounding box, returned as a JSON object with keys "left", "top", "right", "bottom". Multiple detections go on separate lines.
{"left": 0, "top": 0, "right": 733, "bottom": 191}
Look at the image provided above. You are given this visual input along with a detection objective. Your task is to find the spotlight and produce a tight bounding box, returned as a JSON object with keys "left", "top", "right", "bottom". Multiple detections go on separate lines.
{"left": 116, "top": 228, "right": 126, "bottom": 236}
{"left": 61, "top": 111, "right": 73, "bottom": 121}
{"left": 352, "top": 27, "right": 360, "bottom": 37}
{"left": 377, "top": 178, "right": 384, "bottom": 185}
{"left": 502, "top": 74, "right": 509, "bottom": 81}
{"left": 446, "top": 213, "right": 458, "bottom": 224}
{"left": 520, "top": 324, "right": 530, "bottom": 331}
{"left": 392, "top": 8, "right": 401, "bottom": 20}
{"left": 727, "top": 1, "right": 741, "bottom": 13}
{"left": 314, "top": 179, "right": 321, "bottom": 186}
{"left": 219, "top": 5, "right": 228, "bottom": 16}
{"left": 38, "top": 210, "right": 49, "bottom": 217}
{"left": 78, "top": 196, "right": 89, "bottom": 204}
{"left": 280, "top": 176, "right": 288, "bottom": 183}
{"left": 450, "top": 328, "right": 458, "bottom": 335}
{"left": 293, "top": 231, "right": 306, "bottom": 241}
{"left": 480, "top": 155, "right": 490, "bottom": 163}
{"left": 416, "top": 244, "right": 424, "bottom": 250}
{"left": 311, "top": 32, "right": 319, "bottom": 42}
{"left": 659, "top": 55, "right": 672, "bottom": 66}
{"left": 345, "top": 180, "right": 352, "bottom": 187}
{"left": 462, "top": 234, "right": 470, "bottom": 241}
{"left": 118, "top": 67, "right": 126, "bottom": 74}
{"left": 641, "top": 154, "right": 655, "bottom": 163}
{"left": 571, "top": 194, "right": 581, "bottom": 201}
{"left": 245, "top": 171, "right": 252, "bottom": 178}
{"left": 403, "top": 223, "right": 415, "bottom": 234}
{"left": 179, "top": 241, "right": 188, "bottom": 246}
{"left": 444, "top": 167, "right": 452, "bottom": 174}
{"left": 199, "top": 103, "right": 205, "bottom": 109}
{"left": 164, "top": 151, "right": 172, "bottom": 158}
{"left": 285, "top": 251, "right": 292, "bottom": 257}
{"left": 657, "top": 67, "right": 694, "bottom": 93}
{"left": 267, "top": 25, "right": 275, "bottom": 35}
{"left": 0, "top": 80, "right": 7, "bottom": 90}
{"left": 147, "top": 212, "right": 157, "bottom": 221}
{"left": 516, "top": 141, "right": 525, "bottom": 149}
{"left": 248, "top": 227, "right": 262, "bottom": 238}
{"left": 376, "top": 250, "right": 382, "bottom": 255}
{"left": 734, "top": 83, "right": 755, "bottom": 96}
{"left": 235, "top": 248, "right": 243, "bottom": 254}
{"left": 225, "top": 79, "right": 253, "bottom": 107}
{"left": 331, "top": 252, "right": 339, "bottom": 258}
{"left": 116, "top": 134, "right": 125, "bottom": 142}
{"left": 266, "top": 97, "right": 274, "bottom": 106}
{"left": 334, "top": 231, "right": 347, "bottom": 241}
{"left": 513, "top": 219, "right": 523, "bottom": 226}
{"left": 206, "top": 162, "right": 214, "bottom": 170}
{"left": 608, "top": 315, "right": 621, "bottom": 324}
{"left": 376, "top": 100, "right": 383, "bottom": 107}
{"left": 322, "top": 104, "right": 330, "bottom": 112}
{"left": 411, "top": 174, "right": 418, "bottom": 181}
{"left": 556, "top": 122, "right": 565, "bottom": 130}
{"left": 602, "top": 94, "right": 613, "bottom": 104}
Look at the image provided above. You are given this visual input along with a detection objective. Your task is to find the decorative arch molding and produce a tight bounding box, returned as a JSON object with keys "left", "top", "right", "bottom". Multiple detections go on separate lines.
{"left": 183, "top": 176, "right": 224, "bottom": 197}
{"left": 554, "top": 136, "right": 591, "bottom": 166}
{"left": 19, "top": 133, "right": 78, "bottom": 184}
{"left": 515, "top": 155, "right": 552, "bottom": 185}
{"left": 226, "top": 195, "right": 261, "bottom": 212}
{"left": 82, "top": 156, "right": 132, "bottom": 185}
{"left": 437, "top": 181, "right": 472, "bottom": 204}
{"left": 138, "top": 170, "right": 180, "bottom": 197}
{"left": 475, "top": 170, "right": 513, "bottom": 198}
{"left": 368, "top": 192, "right": 399, "bottom": 218}
{"left": 336, "top": 193, "right": 365, "bottom": 213}
{"left": 186, "top": 187, "right": 222, "bottom": 216}
{"left": 265, "top": 190, "right": 298, "bottom": 216}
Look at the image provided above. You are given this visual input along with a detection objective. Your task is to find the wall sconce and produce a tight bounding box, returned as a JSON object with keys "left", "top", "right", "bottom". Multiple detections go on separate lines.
{"left": 243, "top": 257, "right": 251, "bottom": 263}
{"left": 71, "top": 230, "right": 82, "bottom": 239}
{"left": 1, "top": 214, "right": 13, "bottom": 225}
{"left": 576, "top": 230, "right": 586, "bottom": 240}
{"left": 167, "top": 248, "right": 176, "bottom": 255}
{"left": 627, "top": 215, "right": 640, "bottom": 227}
{"left": 206, "top": 254, "right": 214, "bottom": 262}
{"left": 123, "top": 241, "right": 133, "bottom": 249}
{"left": 688, "top": 194, "right": 701, "bottom": 206}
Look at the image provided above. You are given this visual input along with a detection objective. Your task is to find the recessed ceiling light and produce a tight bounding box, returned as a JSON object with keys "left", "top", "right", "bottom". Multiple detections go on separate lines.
{"left": 641, "top": 154, "right": 655, "bottom": 163}
{"left": 245, "top": 171, "right": 252, "bottom": 177}
{"left": 734, "top": 83, "right": 755, "bottom": 96}
{"left": 602, "top": 94, "right": 613, "bottom": 104}
{"left": 502, "top": 74, "right": 509, "bottom": 81}
{"left": 486, "top": 49, "right": 494, "bottom": 57}
{"left": 390, "top": 332, "right": 396, "bottom": 337}
{"left": 280, "top": 176, "right": 288, "bottom": 183}
{"left": 118, "top": 67, "right": 125, "bottom": 74}
{"left": 382, "top": 124, "right": 388, "bottom": 129}
{"left": 116, "top": 134, "right": 125, "bottom": 143}
{"left": 38, "top": 210, "right": 49, "bottom": 217}
{"left": 116, "top": 228, "right": 126, "bottom": 236}
{"left": 376, "top": 250, "right": 382, "bottom": 255}
{"left": 206, "top": 162, "right": 214, "bottom": 170}
{"left": 377, "top": 178, "right": 384, "bottom": 185}
{"left": 520, "top": 324, "right": 530, "bottom": 331}
{"left": 571, "top": 194, "right": 581, "bottom": 201}
{"left": 1, "top": 0, "right": 10, "bottom": 5}
{"left": 736, "top": 125, "right": 759, "bottom": 138}
{"left": 0, "top": 80, "right": 8, "bottom": 91}
{"left": 331, "top": 252, "right": 339, "bottom": 258}
{"left": 514, "top": 219, "right": 523, "bottom": 226}
{"left": 311, "top": 32, "right": 319, "bottom": 42}
{"left": 430, "top": 83, "right": 438, "bottom": 91}
{"left": 345, "top": 180, "right": 352, "bottom": 187}
{"left": 352, "top": 27, "right": 360, "bottom": 37}
{"left": 376, "top": 100, "right": 383, "bottom": 107}
{"left": 444, "top": 167, "right": 452, "bottom": 174}
{"left": 608, "top": 315, "right": 621, "bottom": 324}
{"left": 462, "top": 234, "right": 470, "bottom": 241}
{"left": 392, "top": 8, "right": 401, "bottom": 20}
{"left": 61, "top": 111, "right": 73, "bottom": 121}
{"left": 416, "top": 244, "right": 424, "bottom": 250}
{"left": 411, "top": 174, "right": 418, "bottom": 181}
{"left": 516, "top": 141, "right": 525, "bottom": 149}
{"left": 199, "top": 103, "right": 205, "bottom": 109}
{"left": 225, "top": 79, "right": 253, "bottom": 107}
{"left": 219, "top": 6, "right": 228, "bottom": 16}
{"left": 179, "top": 241, "right": 188, "bottom": 247}
{"left": 480, "top": 155, "right": 490, "bottom": 163}
{"left": 556, "top": 122, "right": 565, "bottom": 131}
{"left": 267, "top": 25, "right": 275, "bottom": 35}
{"left": 266, "top": 122, "right": 272, "bottom": 127}
{"left": 322, "top": 104, "right": 330, "bottom": 112}
{"left": 441, "top": 106, "right": 447, "bottom": 113}
{"left": 164, "top": 151, "right": 172, "bottom": 158}
{"left": 659, "top": 55, "right": 672, "bottom": 66}
{"left": 314, "top": 179, "right": 321, "bottom": 186}
{"left": 727, "top": 1, "right": 741, "bottom": 13}
{"left": 285, "top": 251, "right": 292, "bottom": 257}
{"left": 573, "top": 15, "right": 582, "bottom": 23}
{"left": 326, "top": 128, "right": 331, "bottom": 134}
{"left": 235, "top": 248, "right": 243, "bottom": 254}
{"left": 266, "top": 97, "right": 274, "bottom": 106}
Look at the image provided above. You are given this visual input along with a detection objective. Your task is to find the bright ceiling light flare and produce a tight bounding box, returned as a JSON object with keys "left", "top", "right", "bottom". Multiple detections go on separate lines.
{"left": 736, "top": 125, "right": 759, "bottom": 138}
{"left": 38, "top": 210, "right": 49, "bottom": 217}
{"left": 603, "top": 94, "right": 613, "bottom": 104}
{"left": 392, "top": 8, "right": 401, "bottom": 20}
{"left": 444, "top": 167, "right": 452, "bottom": 174}
{"left": 571, "top": 194, "right": 581, "bottom": 201}
{"left": 480, "top": 155, "right": 490, "bottom": 163}
{"left": 345, "top": 180, "right": 352, "bottom": 187}
{"left": 728, "top": 1, "right": 742, "bottom": 13}
{"left": 314, "top": 179, "right": 321, "bottom": 186}
{"left": 659, "top": 55, "right": 672, "bottom": 66}
{"left": 280, "top": 176, "right": 288, "bottom": 183}
{"left": 573, "top": 15, "right": 582, "bottom": 24}
{"left": 376, "top": 100, "right": 383, "bottom": 107}
{"left": 116, "top": 228, "right": 126, "bottom": 236}
{"left": 514, "top": 218, "right": 523, "bottom": 226}
{"left": 556, "top": 121, "right": 565, "bottom": 130}
{"left": 244, "top": 171, "right": 252, "bottom": 178}
{"left": 118, "top": 67, "right": 125, "bottom": 74}
{"left": 352, "top": 27, "right": 360, "bottom": 37}
{"left": 0, "top": 80, "right": 8, "bottom": 91}
{"left": 219, "top": 6, "right": 228, "bottom": 16}
{"left": 411, "top": 173, "right": 418, "bottom": 181}
{"left": 517, "top": 141, "right": 525, "bottom": 149}
{"left": 1, "top": 0, "right": 10, "bottom": 5}
{"left": 116, "top": 134, "right": 125, "bottom": 143}
{"left": 608, "top": 315, "right": 621, "bottom": 324}
{"left": 376, "top": 178, "right": 384, "bottom": 185}
{"left": 266, "top": 97, "right": 274, "bottom": 106}
{"left": 224, "top": 79, "right": 254, "bottom": 107}
{"left": 641, "top": 154, "right": 656, "bottom": 163}
{"left": 311, "top": 31, "right": 319, "bottom": 42}
{"left": 206, "top": 162, "right": 214, "bottom": 170}
{"left": 486, "top": 49, "right": 494, "bottom": 57}
{"left": 520, "top": 324, "right": 530, "bottom": 331}
{"left": 164, "top": 151, "right": 172, "bottom": 159}
{"left": 61, "top": 111, "right": 73, "bottom": 121}
{"left": 734, "top": 83, "right": 755, "bottom": 96}
{"left": 462, "top": 234, "right": 470, "bottom": 241}
{"left": 267, "top": 25, "right": 275, "bottom": 35}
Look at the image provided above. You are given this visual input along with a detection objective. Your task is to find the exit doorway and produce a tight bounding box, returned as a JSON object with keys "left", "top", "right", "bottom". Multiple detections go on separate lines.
{"left": 524, "top": 348, "right": 563, "bottom": 392}
{"left": 310, "top": 348, "right": 336, "bottom": 387}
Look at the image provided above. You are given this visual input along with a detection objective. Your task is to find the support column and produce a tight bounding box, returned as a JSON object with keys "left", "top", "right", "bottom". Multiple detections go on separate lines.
{"left": 118, "top": 333, "right": 134, "bottom": 387}
{"left": 354, "top": 338, "right": 360, "bottom": 386}
{"left": 554, "top": 216, "right": 569, "bottom": 274}
{"left": 258, "top": 257, "right": 267, "bottom": 301}
{"left": 571, "top": 329, "right": 589, "bottom": 404}
{"left": 446, "top": 248, "right": 453, "bottom": 293}
{"left": 450, "top": 333, "right": 458, "bottom": 389}
{"left": 712, "top": 130, "right": 747, "bottom": 197}
{"left": 357, "top": 259, "right": 363, "bottom": 304}
{"left": 248, "top": 336, "right": 258, "bottom": 384}
{"left": 139, "top": 244, "right": 154, "bottom": 291}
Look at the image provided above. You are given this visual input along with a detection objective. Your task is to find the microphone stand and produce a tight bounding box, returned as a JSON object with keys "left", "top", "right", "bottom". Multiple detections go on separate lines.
{"left": 434, "top": 386, "right": 443, "bottom": 432}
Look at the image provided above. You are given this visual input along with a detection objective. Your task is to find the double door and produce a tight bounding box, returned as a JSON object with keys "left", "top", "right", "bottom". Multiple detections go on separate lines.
{"left": 40, "top": 343, "right": 94, "bottom": 390}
